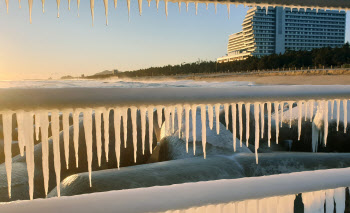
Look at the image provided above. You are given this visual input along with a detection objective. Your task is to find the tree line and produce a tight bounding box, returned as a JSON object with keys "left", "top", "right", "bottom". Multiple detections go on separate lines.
{"left": 89, "top": 43, "right": 350, "bottom": 79}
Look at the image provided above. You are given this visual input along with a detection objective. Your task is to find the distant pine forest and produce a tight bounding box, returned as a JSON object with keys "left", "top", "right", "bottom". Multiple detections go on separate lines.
{"left": 81, "top": 43, "right": 350, "bottom": 79}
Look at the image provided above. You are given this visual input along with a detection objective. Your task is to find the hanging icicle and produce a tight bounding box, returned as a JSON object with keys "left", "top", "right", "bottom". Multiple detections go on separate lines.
{"left": 103, "top": 109, "right": 110, "bottom": 162}
{"left": 238, "top": 103, "right": 243, "bottom": 147}
{"left": 73, "top": 109, "right": 80, "bottom": 167}
{"left": 214, "top": 2, "right": 217, "bottom": 14}
{"left": 176, "top": 105, "right": 183, "bottom": 138}
{"left": 156, "top": 0, "right": 159, "bottom": 12}
{"left": 3, "top": 112, "right": 13, "bottom": 199}
{"left": 260, "top": 103, "right": 264, "bottom": 138}
{"left": 280, "top": 102, "right": 284, "bottom": 127}
{"left": 148, "top": 106, "right": 154, "bottom": 154}
{"left": 140, "top": 107, "right": 147, "bottom": 155}
{"left": 39, "top": 111, "right": 50, "bottom": 197}
{"left": 5, "top": 0, "right": 9, "bottom": 13}
{"left": 28, "top": 0, "right": 33, "bottom": 24}
{"left": 178, "top": 2, "right": 181, "bottom": 13}
{"left": 267, "top": 102, "right": 272, "bottom": 147}
{"left": 297, "top": 101, "right": 302, "bottom": 141}
{"left": 103, "top": 0, "right": 108, "bottom": 25}
{"left": 191, "top": 105, "right": 197, "bottom": 155}
{"left": 186, "top": 2, "right": 189, "bottom": 12}
{"left": 215, "top": 104, "right": 220, "bottom": 135}
{"left": 324, "top": 100, "right": 329, "bottom": 146}
{"left": 254, "top": 103, "right": 260, "bottom": 164}
{"left": 343, "top": 99, "right": 347, "bottom": 133}
{"left": 34, "top": 112, "right": 41, "bottom": 141}
{"left": 274, "top": 102, "right": 280, "bottom": 144}
{"left": 226, "top": 3, "right": 230, "bottom": 19}
{"left": 195, "top": 2, "right": 198, "bottom": 15}
{"left": 90, "top": 0, "right": 94, "bottom": 25}
{"left": 114, "top": 108, "right": 121, "bottom": 169}
{"left": 19, "top": 0, "right": 21, "bottom": 8}
{"left": 57, "top": 0, "right": 61, "bottom": 18}
{"left": 62, "top": 110, "right": 70, "bottom": 169}
{"left": 77, "top": 0, "right": 80, "bottom": 16}
{"left": 122, "top": 107, "right": 128, "bottom": 148}
{"left": 208, "top": 104, "right": 213, "bottom": 130}
{"left": 336, "top": 99, "right": 341, "bottom": 131}
{"left": 95, "top": 108, "right": 103, "bottom": 167}
{"left": 114, "top": 0, "right": 117, "bottom": 8}
{"left": 138, "top": 0, "right": 142, "bottom": 16}
{"left": 68, "top": 0, "right": 71, "bottom": 10}
{"left": 288, "top": 101, "right": 293, "bottom": 128}
{"left": 131, "top": 107, "right": 138, "bottom": 163}
{"left": 231, "top": 103, "right": 237, "bottom": 151}
{"left": 185, "top": 104, "right": 190, "bottom": 153}
{"left": 127, "top": 0, "right": 131, "bottom": 21}
{"left": 23, "top": 112, "right": 35, "bottom": 200}
{"left": 83, "top": 109, "right": 93, "bottom": 187}
{"left": 200, "top": 105, "right": 207, "bottom": 159}
{"left": 224, "top": 104, "right": 229, "bottom": 130}
{"left": 51, "top": 110, "right": 61, "bottom": 197}
{"left": 245, "top": 103, "right": 251, "bottom": 147}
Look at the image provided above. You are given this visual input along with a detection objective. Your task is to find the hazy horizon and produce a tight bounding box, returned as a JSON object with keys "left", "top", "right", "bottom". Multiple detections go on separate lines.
{"left": 0, "top": 1, "right": 349, "bottom": 80}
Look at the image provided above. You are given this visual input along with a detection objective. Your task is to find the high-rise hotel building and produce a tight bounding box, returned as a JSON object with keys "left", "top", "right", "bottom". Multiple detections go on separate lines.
{"left": 217, "top": 7, "right": 346, "bottom": 63}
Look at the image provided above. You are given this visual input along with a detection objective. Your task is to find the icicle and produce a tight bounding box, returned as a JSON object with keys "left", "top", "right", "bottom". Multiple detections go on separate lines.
{"left": 288, "top": 101, "right": 293, "bottom": 128}
{"left": 51, "top": 110, "right": 61, "bottom": 197}
{"left": 156, "top": 0, "right": 159, "bottom": 12}
{"left": 19, "top": 0, "right": 21, "bottom": 8}
{"left": 200, "top": 105, "right": 206, "bottom": 159}
{"left": 214, "top": 2, "right": 217, "bottom": 14}
{"left": 267, "top": 102, "right": 271, "bottom": 147}
{"left": 310, "top": 100, "right": 315, "bottom": 122}
{"left": 185, "top": 2, "right": 188, "bottom": 12}
{"left": 245, "top": 103, "right": 250, "bottom": 147}
{"left": 176, "top": 105, "right": 183, "bottom": 138}
{"left": 39, "top": 111, "right": 49, "bottom": 197}
{"left": 16, "top": 111, "right": 25, "bottom": 156}
{"left": 77, "top": 0, "right": 80, "bottom": 16}
{"left": 171, "top": 106, "right": 175, "bottom": 133}
{"left": 178, "top": 2, "right": 181, "bottom": 12}
{"left": 336, "top": 99, "right": 340, "bottom": 131}
{"left": 185, "top": 104, "right": 190, "bottom": 153}
{"left": 238, "top": 103, "right": 243, "bottom": 147}
{"left": 156, "top": 106, "right": 163, "bottom": 129}
{"left": 254, "top": 103, "right": 260, "bottom": 164}
{"left": 215, "top": 104, "right": 220, "bottom": 134}
{"left": 103, "top": 0, "right": 108, "bottom": 25}
{"left": 95, "top": 109, "right": 102, "bottom": 167}
{"left": 122, "top": 107, "right": 128, "bottom": 148}
{"left": 83, "top": 109, "right": 93, "bottom": 187}
{"left": 131, "top": 107, "right": 138, "bottom": 163}
{"left": 224, "top": 104, "right": 229, "bottom": 130}
{"left": 205, "top": 2, "right": 208, "bottom": 10}
{"left": 191, "top": 105, "right": 197, "bottom": 155}
{"left": 73, "top": 109, "right": 80, "bottom": 167}
{"left": 138, "top": 0, "right": 142, "bottom": 16}
{"left": 226, "top": 3, "right": 230, "bottom": 19}
{"left": 304, "top": 101, "right": 308, "bottom": 121}
{"left": 208, "top": 104, "right": 213, "bottom": 130}
{"left": 114, "top": 108, "right": 121, "bottom": 169}
{"left": 147, "top": 0, "right": 150, "bottom": 7}
{"left": 260, "top": 103, "right": 264, "bottom": 138}
{"left": 297, "top": 101, "right": 302, "bottom": 141}
{"left": 274, "top": 102, "right": 280, "bottom": 144}
{"left": 28, "top": 0, "right": 33, "bottom": 24}
{"left": 165, "top": 0, "right": 168, "bottom": 18}
{"left": 103, "top": 109, "right": 110, "bottom": 162}
{"left": 148, "top": 106, "right": 154, "bottom": 154}
{"left": 140, "top": 107, "right": 146, "bottom": 155}
{"left": 280, "top": 102, "right": 283, "bottom": 127}
{"left": 231, "top": 103, "right": 237, "bottom": 151}
{"left": 195, "top": 2, "right": 198, "bottom": 15}
{"left": 324, "top": 101, "right": 329, "bottom": 146}
{"left": 114, "top": 0, "right": 117, "bottom": 8}
{"left": 164, "top": 107, "right": 170, "bottom": 133}
{"left": 127, "top": 0, "right": 130, "bottom": 21}
{"left": 334, "top": 188, "right": 346, "bottom": 213}
{"left": 90, "top": 0, "right": 94, "bottom": 26}
{"left": 62, "top": 110, "right": 70, "bottom": 169}
{"left": 68, "top": 0, "right": 71, "bottom": 10}
{"left": 325, "top": 189, "right": 335, "bottom": 213}
{"left": 35, "top": 112, "right": 40, "bottom": 141}
{"left": 343, "top": 99, "right": 347, "bottom": 133}
{"left": 5, "top": 0, "right": 8, "bottom": 13}
{"left": 23, "top": 112, "right": 35, "bottom": 200}
{"left": 57, "top": 0, "right": 61, "bottom": 18}
{"left": 330, "top": 100, "right": 334, "bottom": 119}
{"left": 3, "top": 112, "right": 12, "bottom": 198}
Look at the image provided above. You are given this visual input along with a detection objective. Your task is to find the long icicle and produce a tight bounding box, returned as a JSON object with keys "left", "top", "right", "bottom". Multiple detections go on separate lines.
{"left": 226, "top": 3, "right": 230, "bottom": 19}
{"left": 310, "top": 100, "right": 315, "bottom": 122}
{"left": 171, "top": 106, "right": 175, "bottom": 134}
{"left": 62, "top": 110, "right": 70, "bottom": 169}
{"left": 103, "top": 109, "right": 110, "bottom": 162}
{"left": 114, "top": 0, "right": 117, "bottom": 8}
{"left": 177, "top": 105, "right": 183, "bottom": 138}
{"left": 331, "top": 100, "right": 335, "bottom": 119}
{"left": 41, "top": 0, "right": 45, "bottom": 13}
{"left": 298, "top": 101, "right": 302, "bottom": 141}
{"left": 5, "top": 0, "right": 9, "bottom": 13}
{"left": 245, "top": 103, "right": 251, "bottom": 147}
{"left": 156, "top": 106, "right": 163, "bottom": 129}
{"left": 68, "top": 0, "right": 71, "bottom": 10}
{"left": 138, "top": 0, "right": 142, "bottom": 16}
{"left": 140, "top": 107, "right": 146, "bottom": 155}
{"left": 274, "top": 102, "right": 280, "bottom": 144}
{"left": 57, "top": 0, "right": 61, "bottom": 18}
{"left": 165, "top": 0, "right": 168, "bottom": 18}
{"left": 39, "top": 111, "right": 49, "bottom": 197}
{"left": 131, "top": 107, "right": 138, "bottom": 163}
{"left": 83, "top": 109, "right": 93, "bottom": 187}
{"left": 186, "top": 2, "right": 188, "bottom": 12}
{"left": 90, "top": 0, "right": 94, "bottom": 26}
{"left": 260, "top": 103, "right": 265, "bottom": 138}
{"left": 16, "top": 111, "right": 25, "bottom": 156}
{"left": 195, "top": 2, "right": 198, "bottom": 15}
{"left": 73, "top": 109, "right": 80, "bottom": 167}
{"left": 304, "top": 100, "right": 308, "bottom": 121}
{"left": 122, "top": 107, "right": 128, "bottom": 148}
{"left": 114, "top": 108, "right": 121, "bottom": 169}
{"left": 24, "top": 112, "right": 35, "bottom": 200}
{"left": 208, "top": 104, "right": 214, "bottom": 130}
{"left": 103, "top": 0, "right": 108, "bottom": 25}
{"left": 77, "top": 0, "right": 80, "bottom": 16}
{"left": 51, "top": 110, "right": 61, "bottom": 197}
{"left": 288, "top": 101, "right": 293, "bottom": 128}
{"left": 28, "top": 0, "right": 33, "bottom": 24}
{"left": 185, "top": 104, "right": 190, "bottom": 153}
{"left": 214, "top": 2, "right": 217, "bottom": 14}
{"left": 267, "top": 102, "right": 272, "bottom": 147}
{"left": 3, "top": 112, "right": 13, "bottom": 199}
{"left": 34, "top": 112, "right": 41, "bottom": 141}
{"left": 336, "top": 99, "right": 341, "bottom": 131}
{"left": 238, "top": 103, "right": 243, "bottom": 147}
{"left": 280, "top": 102, "right": 284, "bottom": 127}
{"left": 343, "top": 100, "right": 347, "bottom": 133}
{"left": 324, "top": 100, "right": 329, "bottom": 146}
{"left": 19, "top": 0, "right": 21, "bottom": 8}
{"left": 127, "top": 0, "right": 131, "bottom": 21}
{"left": 178, "top": 2, "right": 181, "bottom": 13}
{"left": 224, "top": 104, "right": 229, "bottom": 130}
{"left": 231, "top": 103, "right": 237, "bottom": 151}
{"left": 215, "top": 104, "right": 220, "bottom": 134}
{"left": 156, "top": 0, "right": 159, "bottom": 12}
{"left": 254, "top": 103, "right": 260, "bottom": 164}
{"left": 200, "top": 105, "right": 207, "bottom": 159}
{"left": 148, "top": 106, "right": 154, "bottom": 154}
{"left": 191, "top": 105, "right": 197, "bottom": 155}
{"left": 95, "top": 109, "right": 102, "bottom": 167}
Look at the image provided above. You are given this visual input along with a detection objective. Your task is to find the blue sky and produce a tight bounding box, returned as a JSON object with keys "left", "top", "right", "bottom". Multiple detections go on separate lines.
{"left": 0, "top": 1, "right": 349, "bottom": 80}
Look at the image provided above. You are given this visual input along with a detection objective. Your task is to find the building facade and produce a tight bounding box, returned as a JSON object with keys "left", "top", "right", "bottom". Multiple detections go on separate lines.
{"left": 217, "top": 7, "right": 346, "bottom": 63}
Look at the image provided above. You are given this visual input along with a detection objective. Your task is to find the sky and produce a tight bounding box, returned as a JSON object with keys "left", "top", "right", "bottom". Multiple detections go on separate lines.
{"left": 0, "top": 1, "right": 349, "bottom": 80}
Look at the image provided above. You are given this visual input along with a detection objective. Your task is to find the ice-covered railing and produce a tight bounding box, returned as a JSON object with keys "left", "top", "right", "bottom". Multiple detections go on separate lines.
{"left": 3, "top": 0, "right": 349, "bottom": 24}
{"left": 0, "top": 167, "right": 350, "bottom": 213}
{"left": 0, "top": 86, "right": 350, "bottom": 200}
